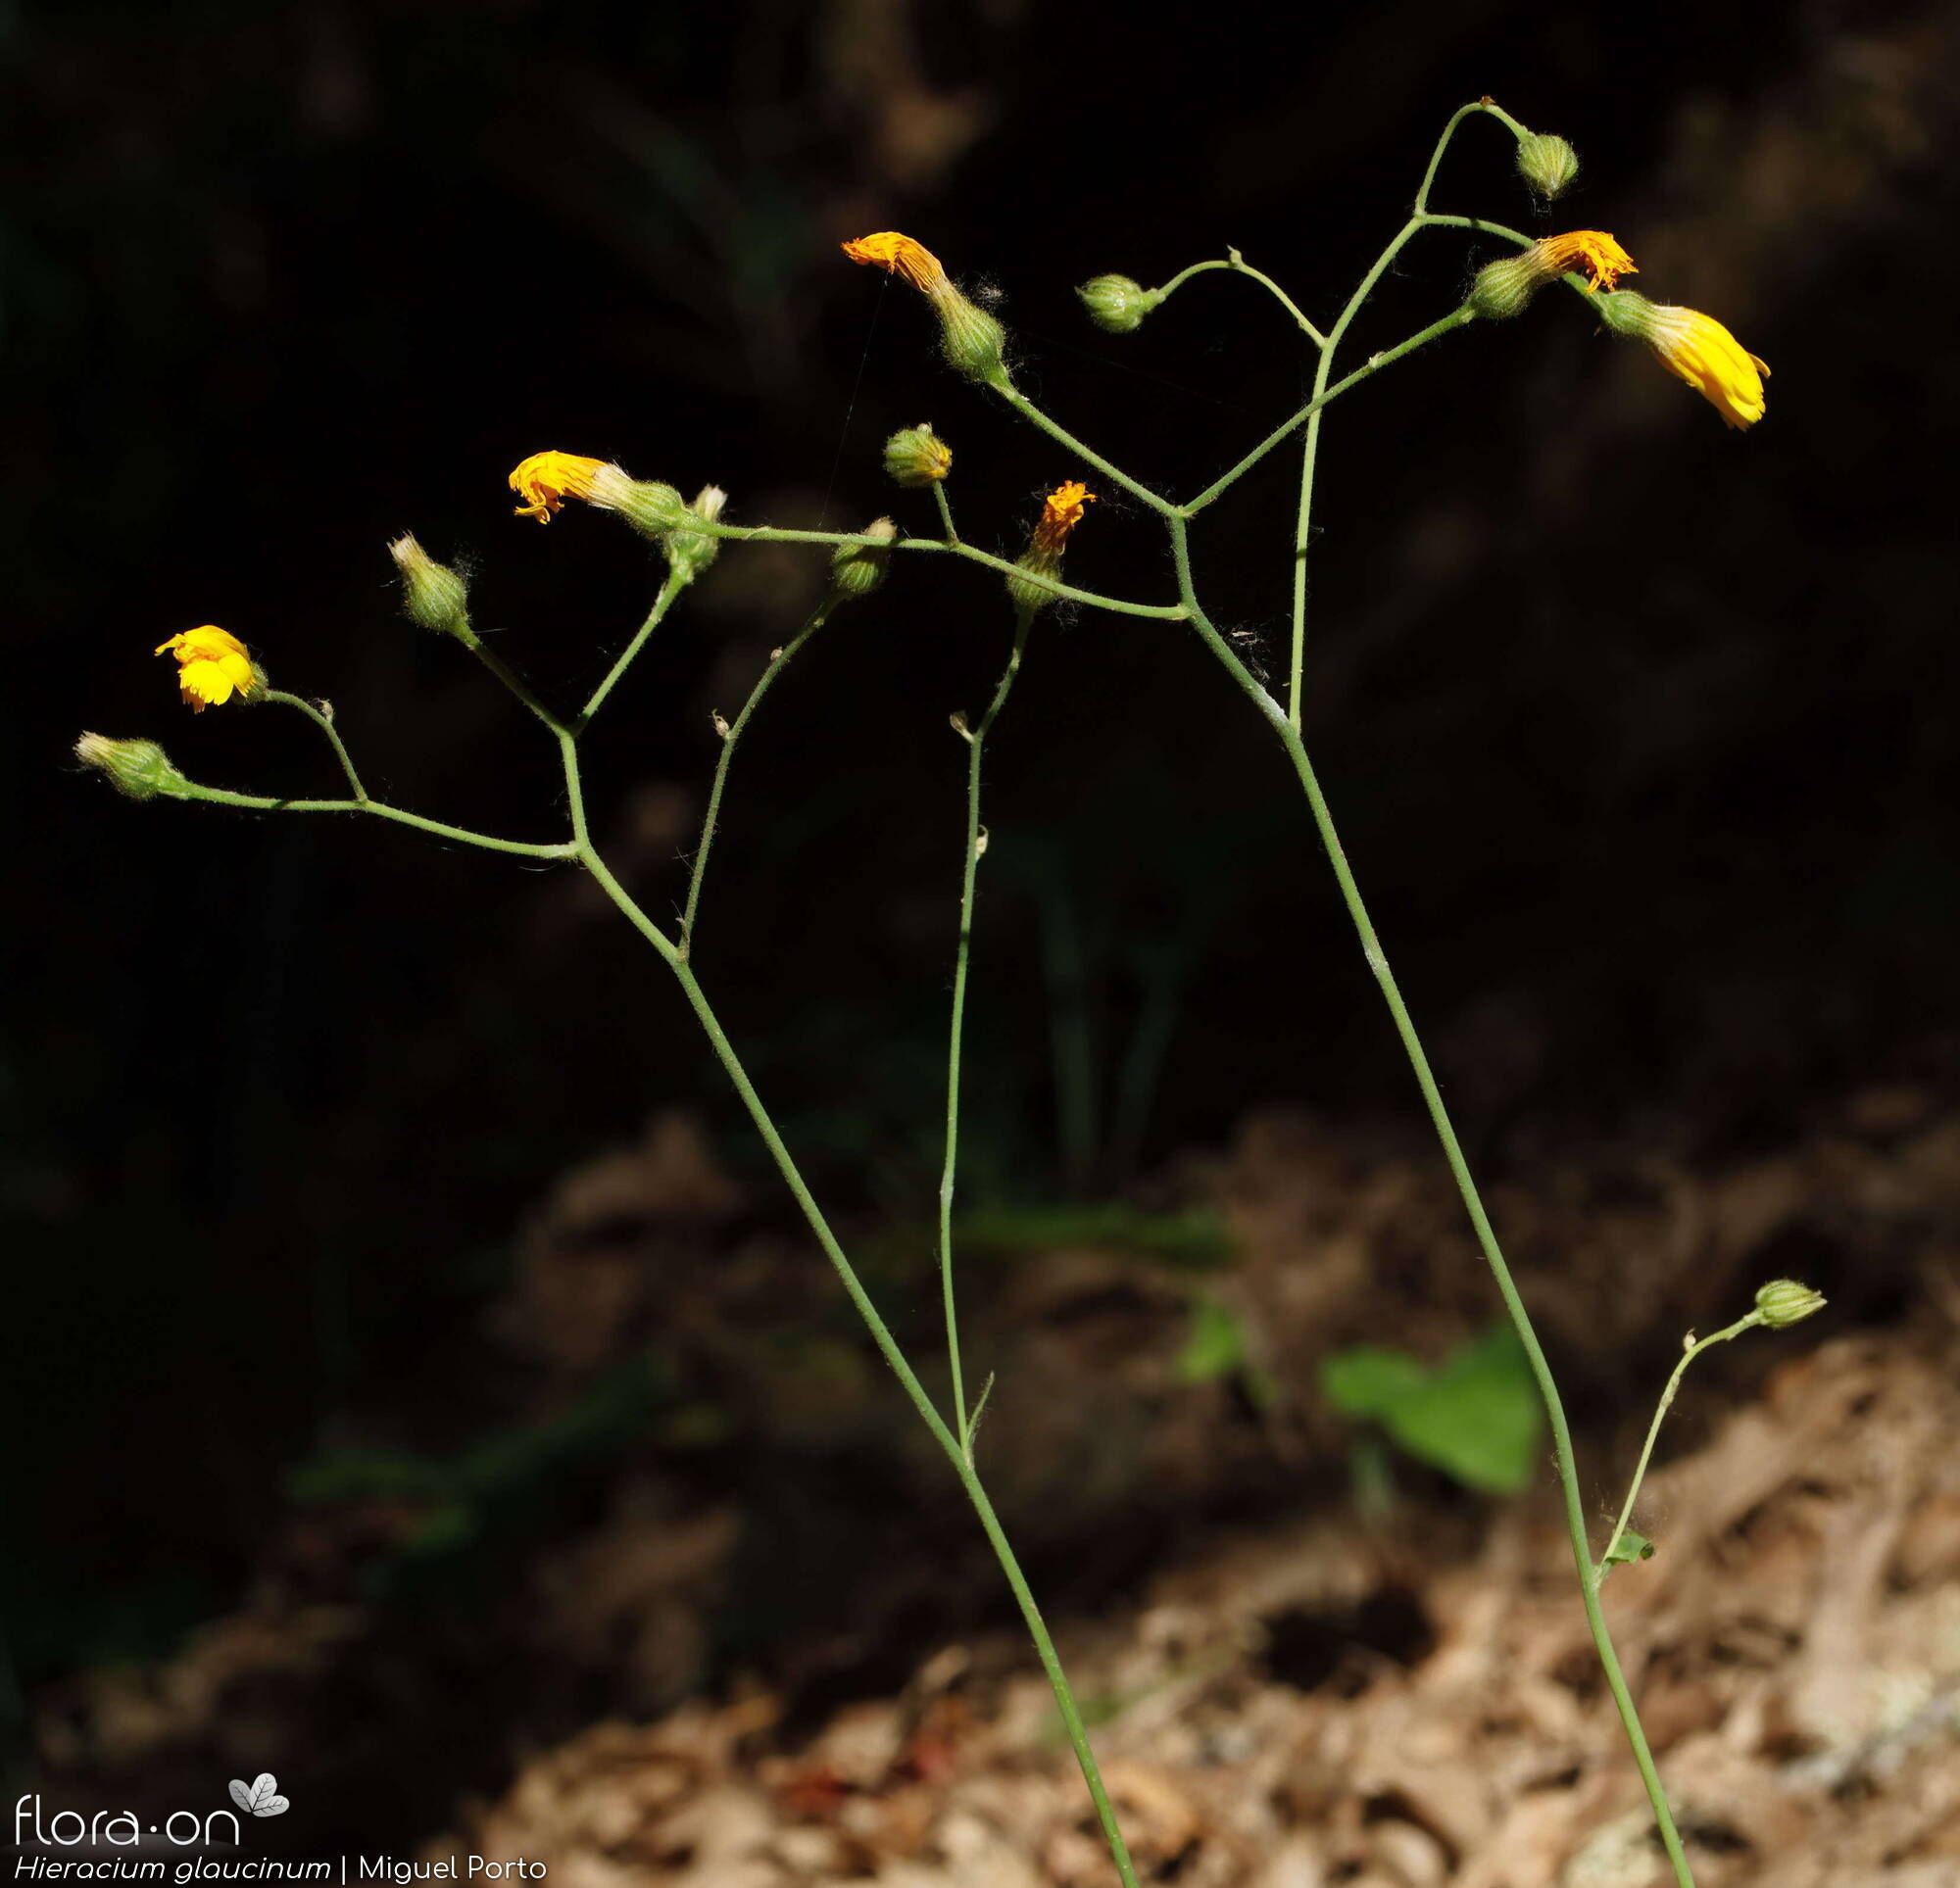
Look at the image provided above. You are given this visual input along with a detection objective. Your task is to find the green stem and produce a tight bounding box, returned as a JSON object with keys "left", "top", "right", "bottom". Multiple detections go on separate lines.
{"left": 1413, "top": 100, "right": 1531, "bottom": 217}
{"left": 1168, "top": 515, "right": 1694, "bottom": 1888}
{"left": 1180, "top": 307, "right": 1478, "bottom": 516}
{"left": 178, "top": 783, "right": 574, "bottom": 859}
{"left": 1267, "top": 93, "right": 1539, "bottom": 722}
{"left": 678, "top": 603, "right": 834, "bottom": 961}
{"left": 262, "top": 690, "right": 368, "bottom": 800}
{"left": 574, "top": 830, "right": 1141, "bottom": 1888}
{"left": 1281, "top": 219, "right": 1430, "bottom": 729}
{"left": 1152, "top": 255, "right": 1328, "bottom": 344}
{"left": 990, "top": 383, "right": 1181, "bottom": 519}
{"left": 1417, "top": 211, "right": 1534, "bottom": 247}
{"left": 688, "top": 520, "right": 1182, "bottom": 620}
{"left": 578, "top": 566, "right": 691, "bottom": 729}
{"left": 941, "top": 610, "right": 1036, "bottom": 1457}
{"left": 1597, "top": 1314, "right": 1759, "bottom": 1586}
{"left": 456, "top": 631, "right": 569, "bottom": 735}
{"left": 931, "top": 480, "right": 960, "bottom": 545}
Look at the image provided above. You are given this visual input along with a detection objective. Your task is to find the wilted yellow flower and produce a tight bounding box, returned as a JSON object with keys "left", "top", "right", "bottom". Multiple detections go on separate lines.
{"left": 841, "top": 231, "right": 951, "bottom": 297}
{"left": 1640, "top": 305, "right": 1770, "bottom": 431}
{"left": 509, "top": 451, "right": 609, "bottom": 522}
{"left": 1006, "top": 482, "right": 1096, "bottom": 615}
{"left": 1032, "top": 481, "right": 1095, "bottom": 555}
{"left": 154, "top": 625, "right": 258, "bottom": 711}
{"left": 842, "top": 229, "right": 1008, "bottom": 385}
{"left": 1536, "top": 230, "right": 1636, "bottom": 293}
{"left": 1467, "top": 229, "right": 1639, "bottom": 320}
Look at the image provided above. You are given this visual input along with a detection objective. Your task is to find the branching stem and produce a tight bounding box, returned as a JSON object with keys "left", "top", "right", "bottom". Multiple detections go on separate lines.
{"left": 940, "top": 609, "right": 1036, "bottom": 1457}
{"left": 1169, "top": 513, "right": 1695, "bottom": 1888}
{"left": 263, "top": 690, "right": 368, "bottom": 800}
{"left": 678, "top": 604, "right": 834, "bottom": 960}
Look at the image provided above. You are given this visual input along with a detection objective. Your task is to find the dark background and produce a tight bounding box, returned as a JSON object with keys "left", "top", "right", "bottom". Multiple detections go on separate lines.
{"left": 6, "top": 0, "right": 1958, "bottom": 1840}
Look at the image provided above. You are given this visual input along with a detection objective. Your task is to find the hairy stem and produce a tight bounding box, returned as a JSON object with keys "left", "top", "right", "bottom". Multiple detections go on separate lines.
{"left": 689, "top": 520, "right": 1183, "bottom": 620}
{"left": 578, "top": 567, "right": 691, "bottom": 729}
{"left": 573, "top": 824, "right": 1141, "bottom": 1888}
{"left": 678, "top": 603, "right": 835, "bottom": 961}
{"left": 991, "top": 382, "right": 1180, "bottom": 518}
{"left": 178, "top": 783, "right": 574, "bottom": 859}
{"left": 1180, "top": 307, "right": 1478, "bottom": 515}
{"left": 1168, "top": 514, "right": 1694, "bottom": 1888}
{"left": 454, "top": 630, "right": 568, "bottom": 736}
{"left": 1152, "top": 254, "right": 1328, "bottom": 344}
{"left": 941, "top": 610, "right": 1036, "bottom": 1455}
{"left": 931, "top": 480, "right": 959, "bottom": 544}
{"left": 1598, "top": 1313, "right": 1759, "bottom": 1586}
{"left": 263, "top": 690, "right": 368, "bottom": 800}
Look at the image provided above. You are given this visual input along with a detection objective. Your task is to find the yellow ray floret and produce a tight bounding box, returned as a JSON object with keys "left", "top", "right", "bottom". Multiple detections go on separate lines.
{"left": 1536, "top": 229, "right": 1638, "bottom": 293}
{"left": 509, "top": 451, "right": 609, "bottom": 522}
{"left": 154, "top": 624, "right": 257, "bottom": 711}
{"left": 1642, "top": 306, "right": 1770, "bottom": 430}
{"left": 841, "top": 231, "right": 952, "bottom": 299}
{"left": 1032, "top": 481, "right": 1095, "bottom": 555}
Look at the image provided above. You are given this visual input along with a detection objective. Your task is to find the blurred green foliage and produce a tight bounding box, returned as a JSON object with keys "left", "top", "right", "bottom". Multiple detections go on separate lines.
{"left": 1320, "top": 1325, "right": 1544, "bottom": 1495}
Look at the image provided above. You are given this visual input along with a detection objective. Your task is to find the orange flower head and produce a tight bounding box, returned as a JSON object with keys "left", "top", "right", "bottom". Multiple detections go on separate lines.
{"left": 509, "top": 451, "right": 609, "bottom": 522}
{"left": 1537, "top": 229, "right": 1637, "bottom": 294}
{"left": 1642, "top": 305, "right": 1769, "bottom": 430}
{"left": 154, "top": 624, "right": 258, "bottom": 711}
{"left": 841, "top": 232, "right": 951, "bottom": 299}
{"left": 1032, "top": 481, "right": 1095, "bottom": 556}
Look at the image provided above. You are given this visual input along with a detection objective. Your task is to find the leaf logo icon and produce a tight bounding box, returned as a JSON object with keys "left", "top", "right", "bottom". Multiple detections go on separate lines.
{"left": 227, "top": 1774, "right": 290, "bottom": 1817}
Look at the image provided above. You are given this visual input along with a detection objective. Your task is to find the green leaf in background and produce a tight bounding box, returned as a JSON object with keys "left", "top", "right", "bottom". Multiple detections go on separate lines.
{"left": 1320, "top": 1324, "right": 1544, "bottom": 1495}
{"left": 1175, "top": 1296, "right": 1248, "bottom": 1384}
{"left": 1320, "top": 1344, "right": 1431, "bottom": 1419}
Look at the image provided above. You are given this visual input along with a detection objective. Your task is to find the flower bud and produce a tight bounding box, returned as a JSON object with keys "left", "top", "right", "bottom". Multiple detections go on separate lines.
{"left": 841, "top": 231, "right": 1012, "bottom": 387}
{"left": 1467, "top": 230, "right": 1635, "bottom": 320}
{"left": 1466, "top": 255, "right": 1538, "bottom": 320}
{"left": 829, "top": 517, "right": 897, "bottom": 602}
{"left": 387, "top": 534, "right": 471, "bottom": 637}
{"left": 583, "top": 462, "right": 695, "bottom": 544}
{"left": 937, "top": 292, "right": 1009, "bottom": 386}
{"left": 663, "top": 484, "right": 727, "bottom": 581}
{"left": 1077, "top": 273, "right": 1160, "bottom": 335}
{"left": 883, "top": 424, "right": 953, "bottom": 489}
{"left": 1516, "top": 132, "right": 1580, "bottom": 201}
{"left": 1006, "top": 482, "right": 1094, "bottom": 615}
{"left": 74, "top": 733, "right": 192, "bottom": 801}
{"left": 1753, "top": 1279, "right": 1826, "bottom": 1330}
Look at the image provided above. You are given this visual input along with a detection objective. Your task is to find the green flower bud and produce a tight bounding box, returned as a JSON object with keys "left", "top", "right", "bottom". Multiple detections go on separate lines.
{"left": 1516, "top": 132, "right": 1580, "bottom": 201}
{"left": 1076, "top": 273, "right": 1161, "bottom": 335}
{"left": 883, "top": 424, "right": 953, "bottom": 489}
{"left": 1004, "top": 552, "right": 1059, "bottom": 616}
{"left": 387, "top": 533, "right": 471, "bottom": 637}
{"left": 1466, "top": 255, "right": 1539, "bottom": 320}
{"left": 584, "top": 463, "right": 696, "bottom": 544}
{"left": 1753, "top": 1279, "right": 1826, "bottom": 1330}
{"left": 829, "top": 517, "right": 897, "bottom": 602}
{"left": 74, "top": 733, "right": 193, "bottom": 801}
{"left": 663, "top": 484, "right": 727, "bottom": 581}
{"left": 936, "top": 289, "right": 1009, "bottom": 386}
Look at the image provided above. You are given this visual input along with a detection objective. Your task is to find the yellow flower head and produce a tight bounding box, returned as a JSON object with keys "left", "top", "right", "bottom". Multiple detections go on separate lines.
{"left": 1535, "top": 229, "right": 1637, "bottom": 293}
{"left": 1642, "top": 304, "right": 1770, "bottom": 431}
{"left": 154, "top": 624, "right": 258, "bottom": 711}
{"left": 1032, "top": 481, "right": 1095, "bottom": 556}
{"left": 841, "top": 231, "right": 952, "bottom": 300}
{"left": 509, "top": 451, "right": 609, "bottom": 522}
